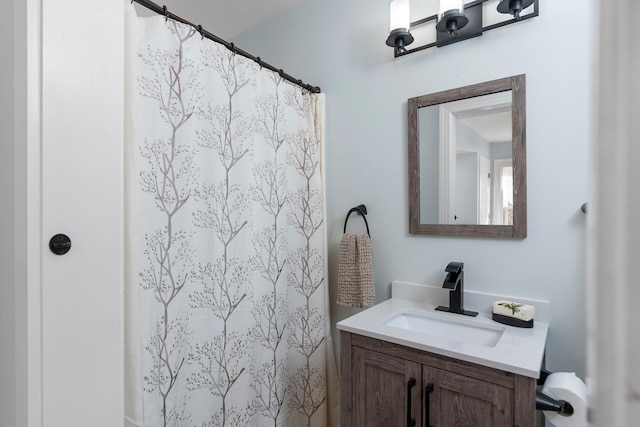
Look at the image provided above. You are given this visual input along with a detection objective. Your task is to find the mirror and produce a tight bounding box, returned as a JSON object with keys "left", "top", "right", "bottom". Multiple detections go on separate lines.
{"left": 408, "top": 75, "right": 526, "bottom": 238}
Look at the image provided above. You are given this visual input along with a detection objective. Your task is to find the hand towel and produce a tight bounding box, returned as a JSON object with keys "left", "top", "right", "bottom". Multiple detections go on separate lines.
{"left": 337, "top": 233, "right": 375, "bottom": 307}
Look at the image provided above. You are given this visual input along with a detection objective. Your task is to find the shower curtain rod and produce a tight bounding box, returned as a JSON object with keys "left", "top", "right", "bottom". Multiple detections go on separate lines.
{"left": 132, "top": 0, "right": 322, "bottom": 94}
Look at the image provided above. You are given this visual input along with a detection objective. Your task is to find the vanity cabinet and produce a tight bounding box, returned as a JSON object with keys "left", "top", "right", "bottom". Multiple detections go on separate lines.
{"left": 341, "top": 332, "right": 538, "bottom": 427}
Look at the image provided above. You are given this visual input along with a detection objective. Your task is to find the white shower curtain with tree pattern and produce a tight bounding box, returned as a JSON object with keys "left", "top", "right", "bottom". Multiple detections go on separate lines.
{"left": 124, "top": 8, "right": 337, "bottom": 427}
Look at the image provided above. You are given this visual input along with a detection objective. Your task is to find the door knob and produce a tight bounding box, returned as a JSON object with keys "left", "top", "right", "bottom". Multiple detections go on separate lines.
{"left": 49, "top": 234, "right": 72, "bottom": 255}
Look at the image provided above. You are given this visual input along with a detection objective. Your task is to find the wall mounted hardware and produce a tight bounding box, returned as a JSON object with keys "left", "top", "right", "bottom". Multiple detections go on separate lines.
{"left": 386, "top": 0, "right": 539, "bottom": 57}
{"left": 536, "top": 369, "right": 576, "bottom": 416}
{"left": 343, "top": 204, "right": 370, "bottom": 236}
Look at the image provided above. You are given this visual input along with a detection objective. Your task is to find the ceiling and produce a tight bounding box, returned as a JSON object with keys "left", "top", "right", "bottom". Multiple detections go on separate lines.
{"left": 461, "top": 111, "right": 512, "bottom": 144}
{"left": 134, "top": 0, "right": 305, "bottom": 39}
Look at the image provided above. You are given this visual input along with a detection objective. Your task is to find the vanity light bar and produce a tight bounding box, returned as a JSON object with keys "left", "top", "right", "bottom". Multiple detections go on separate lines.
{"left": 392, "top": 0, "right": 539, "bottom": 58}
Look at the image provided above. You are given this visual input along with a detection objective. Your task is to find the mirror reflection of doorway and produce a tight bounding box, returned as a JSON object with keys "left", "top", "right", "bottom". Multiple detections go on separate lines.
{"left": 452, "top": 154, "right": 491, "bottom": 224}
{"left": 435, "top": 92, "right": 513, "bottom": 225}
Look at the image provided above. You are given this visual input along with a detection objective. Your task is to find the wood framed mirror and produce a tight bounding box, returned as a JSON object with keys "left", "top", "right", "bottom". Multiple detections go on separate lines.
{"left": 408, "top": 75, "right": 526, "bottom": 238}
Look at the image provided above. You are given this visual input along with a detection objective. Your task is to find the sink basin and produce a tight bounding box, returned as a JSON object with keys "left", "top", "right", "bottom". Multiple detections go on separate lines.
{"left": 384, "top": 310, "right": 505, "bottom": 348}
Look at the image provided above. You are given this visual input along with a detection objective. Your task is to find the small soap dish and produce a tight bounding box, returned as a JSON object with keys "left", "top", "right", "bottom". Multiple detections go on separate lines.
{"left": 492, "top": 313, "right": 534, "bottom": 328}
{"left": 492, "top": 300, "right": 535, "bottom": 328}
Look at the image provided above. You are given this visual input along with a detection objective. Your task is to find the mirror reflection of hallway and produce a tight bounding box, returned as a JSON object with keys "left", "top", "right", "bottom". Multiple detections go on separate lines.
{"left": 419, "top": 91, "right": 512, "bottom": 225}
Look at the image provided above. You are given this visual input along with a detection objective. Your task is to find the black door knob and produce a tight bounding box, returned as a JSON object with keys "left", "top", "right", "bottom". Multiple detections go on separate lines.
{"left": 49, "top": 234, "right": 72, "bottom": 255}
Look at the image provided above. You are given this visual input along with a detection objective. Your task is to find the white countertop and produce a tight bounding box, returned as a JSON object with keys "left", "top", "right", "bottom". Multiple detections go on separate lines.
{"left": 337, "top": 282, "right": 549, "bottom": 378}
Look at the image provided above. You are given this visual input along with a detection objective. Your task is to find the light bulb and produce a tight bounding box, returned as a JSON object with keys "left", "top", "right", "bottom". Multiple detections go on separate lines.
{"left": 439, "top": 0, "right": 464, "bottom": 18}
{"left": 389, "top": 0, "right": 410, "bottom": 32}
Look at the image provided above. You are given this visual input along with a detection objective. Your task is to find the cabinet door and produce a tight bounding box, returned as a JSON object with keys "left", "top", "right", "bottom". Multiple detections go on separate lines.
{"left": 352, "top": 347, "right": 422, "bottom": 427}
{"left": 424, "top": 367, "right": 513, "bottom": 427}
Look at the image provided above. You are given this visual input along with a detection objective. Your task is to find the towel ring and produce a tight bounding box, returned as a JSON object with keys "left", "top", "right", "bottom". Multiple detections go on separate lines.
{"left": 343, "top": 204, "right": 370, "bottom": 237}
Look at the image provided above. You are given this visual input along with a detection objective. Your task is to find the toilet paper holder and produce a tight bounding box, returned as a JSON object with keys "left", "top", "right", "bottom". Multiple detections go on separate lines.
{"left": 536, "top": 369, "right": 575, "bottom": 416}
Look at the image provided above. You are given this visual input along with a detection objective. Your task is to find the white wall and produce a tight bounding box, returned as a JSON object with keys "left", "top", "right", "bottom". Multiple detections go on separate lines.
{"left": 234, "top": 0, "right": 594, "bottom": 378}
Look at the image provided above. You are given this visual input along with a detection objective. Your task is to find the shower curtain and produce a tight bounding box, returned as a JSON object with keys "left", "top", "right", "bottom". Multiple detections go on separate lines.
{"left": 124, "top": 6, "right": 338, "bottom": 427}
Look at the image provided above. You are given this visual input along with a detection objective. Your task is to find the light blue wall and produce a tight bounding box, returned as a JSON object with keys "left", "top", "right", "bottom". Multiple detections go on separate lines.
{"left": 418, "top": 106, "right": 439, "bottom": 223}
{"left": 492, "top": 140, "right": 512, "bottom": 160}
{"left": 234, "top": 0, "right": 594, "bottom": 378}
{"left": 457, "top": 120, "right": 490, "bottom": 157}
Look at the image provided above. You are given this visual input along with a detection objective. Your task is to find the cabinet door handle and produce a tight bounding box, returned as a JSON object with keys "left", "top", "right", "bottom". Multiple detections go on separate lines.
{"left": 425, "top": 382, "right": 434, "bottom": 427}
{"left": 406, "top": 378, "right": 416, "bottom": 427}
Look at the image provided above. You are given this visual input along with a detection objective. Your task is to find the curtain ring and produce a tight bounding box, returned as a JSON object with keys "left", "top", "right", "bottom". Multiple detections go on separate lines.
{"left": 162, "top": 5, "right": 168, "bottom": 21}
{"left": 198, "top": 25, "right": 204, "bottom": 39}
{"left": 256, "top": 57, "right": 263, "bottom": 69}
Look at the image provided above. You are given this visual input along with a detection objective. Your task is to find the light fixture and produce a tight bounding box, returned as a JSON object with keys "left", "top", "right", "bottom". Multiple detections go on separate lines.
{"left": 436, "top": 0, "right": 468, "bottom": 36}
{"left": 386, "top": 0, "right": 539, "bottom": 57}
{"left": 385, "top": 0, "right": 414, "bottom": 55}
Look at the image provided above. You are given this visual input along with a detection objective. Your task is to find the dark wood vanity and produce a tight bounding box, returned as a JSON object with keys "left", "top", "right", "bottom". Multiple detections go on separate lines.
{"left": 341, "top": 332, "right": 539, "bottom": 427}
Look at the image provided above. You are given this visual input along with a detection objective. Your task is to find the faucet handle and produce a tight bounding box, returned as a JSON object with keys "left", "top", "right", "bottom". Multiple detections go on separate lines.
{"left": 442, "top": 272, "right": 458, "bottom": 290}
{"left": 445, "top": 261, "right": 464, "bottom": 273}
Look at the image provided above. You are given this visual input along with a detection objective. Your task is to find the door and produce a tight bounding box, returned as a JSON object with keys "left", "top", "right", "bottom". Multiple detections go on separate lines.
{"left": 39, "top": 0, "right": 125, "bottom": 425}
{"left": 424, "top": 367, "right": 513, "bottom": 427}
{"left": 455, "top": 152, "right": 479, "bottom": 223}
{"left": 352, "top": 347, "right": 422, "bottom": 427}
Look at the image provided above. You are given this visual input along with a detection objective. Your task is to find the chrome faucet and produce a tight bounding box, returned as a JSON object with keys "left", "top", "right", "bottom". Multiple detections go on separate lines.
{"left": 435, "top": 262, "right": 478, "bottom": 317}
